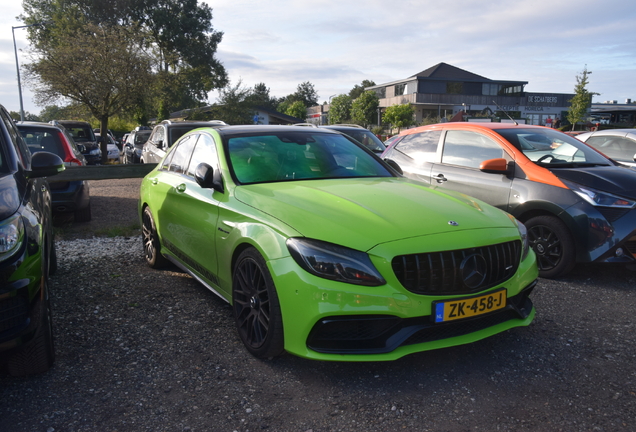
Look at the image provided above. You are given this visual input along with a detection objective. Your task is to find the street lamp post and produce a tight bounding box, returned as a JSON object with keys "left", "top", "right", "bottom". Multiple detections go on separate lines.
{"left": 12, "top": 22, "right": 47, "bottom": 122}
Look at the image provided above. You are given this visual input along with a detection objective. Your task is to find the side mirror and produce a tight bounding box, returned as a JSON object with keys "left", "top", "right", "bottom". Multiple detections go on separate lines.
{"left": 194, "top": 163, "right": 224, "bottom": 193}
{"left": 480, "top": 158, "right": 510, "bottom": 174}
{"left": 383, "top": 158, "right": 403, "bottom": 175}
{"left": 77, "top": 144, "right": 86, "bottom": 153}
{"left": 157, "top": 139, "right": 165, "bottom": 149}
{"left": 28, "top": 151, "right": 65, "bottom": 179}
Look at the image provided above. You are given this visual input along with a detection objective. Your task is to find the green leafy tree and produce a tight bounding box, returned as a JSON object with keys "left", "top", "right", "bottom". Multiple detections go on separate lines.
{"left": 566, "top": 66, "right": 599, "bottom": 131}
{"left": 212, "top": 80, "right": 255, "bottom": 125}
{"left": 285, "top": 101, "right": 307, "bottom": 120}
{"left": 248, "top": 83, "right": 278, "bottom": 111}
{"left": 349, "top": 80, "right": 376, "bottom": 100}
{"left": 328, "top": 94, "right": 353, "bottom": 124}
{"left": 24, "top": 23, "right": 153, "bottom": 163}
{"left": 21, "top": 0, "right": 227, "bottom": 118}
{"left": 293, "top": 82, "right": 319, "bottom": 108}
{"left": 350, "top": 91, "right": 379, "bottom": 127}
{"left": 383, "top": 104, "right": 415, "bottom": 133}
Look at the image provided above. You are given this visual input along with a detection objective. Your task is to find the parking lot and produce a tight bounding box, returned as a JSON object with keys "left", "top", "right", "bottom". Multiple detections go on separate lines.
{"left": 1, "top": 180, "right": 635, "bottom": 432}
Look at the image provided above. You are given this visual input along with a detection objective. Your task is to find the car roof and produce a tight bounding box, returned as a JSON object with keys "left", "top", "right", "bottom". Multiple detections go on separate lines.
{"left": 198, "top": 124, "right": 343, "bottom": 138}
{"left": 399, "top": 121, "right": 552, "bottom": 136}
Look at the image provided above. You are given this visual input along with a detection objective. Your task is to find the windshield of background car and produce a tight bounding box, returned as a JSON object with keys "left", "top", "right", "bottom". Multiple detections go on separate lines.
{"left": 66, "top": 126, "right": 96, "bottom": 143}
{"left": 133, "top": 131, "right": 151, "bottom": 145}
{"left": 337, "top": 130, "right": 385, "bottom": 153}
{"left": 227, "top": 132, "right": 393, "bottom": 184}
{"left": 18, "top": 127, "right": 65, "bottom": 158}
{"left": 169, "top": 126, "right": 204, "bottom": 146}
{"left": 494, "top": 128, "right": 611, "bottom": 167}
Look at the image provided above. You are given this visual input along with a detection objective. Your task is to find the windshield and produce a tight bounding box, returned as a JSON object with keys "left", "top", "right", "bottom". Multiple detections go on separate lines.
{"left": 227, "top": 132, "right": 393, "bottom": 184}
{"left": 66, "top": 125, "right": 96, "bottom": 143}
{"left": 494, "top": 128, "right": 611, "bottom": 167}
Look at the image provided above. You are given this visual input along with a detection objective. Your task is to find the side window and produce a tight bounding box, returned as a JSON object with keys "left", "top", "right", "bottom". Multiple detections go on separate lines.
{"left": 587, "top": 136, "right": 636, "bottom": 161}
{"left": 150, "top": 127, "right": 165, "bottom": 146}
{"left": 167, "top": 134, "right": 198, "bottom": 174}
{"left": 442, "top": 130, "right": 503, "bottom": 168}
{"left": 0, "top": 108, "right": 29, "bottom": 166}
{"left": 394, "top": 130, "right": 441, "bottom": 164}
{"left": 187, "top": 134, "right": 219, "bottom": 177}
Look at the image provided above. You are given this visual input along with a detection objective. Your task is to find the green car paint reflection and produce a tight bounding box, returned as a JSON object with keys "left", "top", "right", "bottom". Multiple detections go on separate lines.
{"left": 139, "top": 125, "right": 538, "bottom": 361}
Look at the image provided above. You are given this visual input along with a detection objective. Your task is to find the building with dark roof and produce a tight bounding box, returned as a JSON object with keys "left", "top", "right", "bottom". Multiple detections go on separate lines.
{"left": 363, "top": 62, "right": 574, "bottom": 126}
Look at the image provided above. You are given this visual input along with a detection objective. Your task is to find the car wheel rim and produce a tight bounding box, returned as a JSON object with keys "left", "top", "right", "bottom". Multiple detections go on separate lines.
{"left": 142, "top": 210, "right": 156, "bottom": 262}
{"left": 528, "top": 224, "right": 561, "bottom": 271}
{"left": 234, "top": 258, "right": 270, "bottom": 349}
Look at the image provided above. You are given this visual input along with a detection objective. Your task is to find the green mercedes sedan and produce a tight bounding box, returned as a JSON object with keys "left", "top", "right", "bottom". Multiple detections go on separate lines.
{"left": 139, "top": 125, "right": 538, "bottom": 361}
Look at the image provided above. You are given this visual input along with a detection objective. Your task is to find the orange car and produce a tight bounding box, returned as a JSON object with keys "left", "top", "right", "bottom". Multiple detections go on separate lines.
{"left": 382, "top": 122, "right": 636, "bottom": 278}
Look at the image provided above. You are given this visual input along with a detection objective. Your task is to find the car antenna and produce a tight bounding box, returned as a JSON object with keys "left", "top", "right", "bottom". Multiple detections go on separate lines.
{"left": 492, "top": 100, "right": 518, "bottom": 126}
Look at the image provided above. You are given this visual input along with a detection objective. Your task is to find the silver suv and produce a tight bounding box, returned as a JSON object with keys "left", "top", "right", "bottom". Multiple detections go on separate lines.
{"left": 141, "top": 120, "right": 226, "bottom": 164}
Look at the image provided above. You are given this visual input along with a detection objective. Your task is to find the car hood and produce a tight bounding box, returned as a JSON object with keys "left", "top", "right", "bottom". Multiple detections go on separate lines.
{"left": 234, "top": 178, "right": 515, "bottom": 251}
{"left": 0, "top": 174, "right": 21, "bottom": 220}
{"left": 551, "top": 166, "right": 636, "bottom": 200}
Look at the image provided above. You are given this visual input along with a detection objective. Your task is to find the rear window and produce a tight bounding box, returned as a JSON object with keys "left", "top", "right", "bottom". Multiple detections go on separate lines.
{"left": 18, "top": 127, "right": 65, "bottom": 158}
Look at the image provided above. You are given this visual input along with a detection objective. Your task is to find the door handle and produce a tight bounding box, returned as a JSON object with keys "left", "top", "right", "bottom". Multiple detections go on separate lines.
{"left": 433, "top": 174, "right": 448, "bottom": 183}
{"left": 176, "top": 183, "right": 186, "bottom": 193}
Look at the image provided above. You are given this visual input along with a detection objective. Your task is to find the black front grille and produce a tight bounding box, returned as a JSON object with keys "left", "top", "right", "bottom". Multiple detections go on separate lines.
{"left": 625, "top": 237, "right": 636, "bottom": 255}
{"left": 392, "top": 241, "right": 521, "bottom": 296}
{"left": 0, "top": 296, "right": 29, "bottom": 334}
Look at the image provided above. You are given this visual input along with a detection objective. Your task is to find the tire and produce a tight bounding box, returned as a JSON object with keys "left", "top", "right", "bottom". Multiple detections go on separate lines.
{"left": 142, "top": 206, "right": 169, "bottom": 268}
{"left": 7, "top": 291, "right": 55, "bottom": 376}
{"left": 74, "top": 202, "right": 92, "bottom": 223}
{"left": 232, "top": 248, "right": 284, "bottom": 358}
{"left": 525, "top": 215, "right": 576, "bottom": 279}
{"left": 122, "top": 152, "right": 128, "bottom": 164}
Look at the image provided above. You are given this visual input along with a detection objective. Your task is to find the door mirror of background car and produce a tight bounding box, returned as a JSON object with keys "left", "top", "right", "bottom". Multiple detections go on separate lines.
{"left": 384, "top": 158, "right": 403, "bottom": 175}
{"left": 28, "top": 151, "right": 65, "bottom": 178}
{"left": 77, "top": 144, "right": 86, "bottom": 153}
{"left": 479, "top": 158, "right": 510, "bottom": 174}
{"left": 195, "top": 163, "right": 224, "bottom": 193}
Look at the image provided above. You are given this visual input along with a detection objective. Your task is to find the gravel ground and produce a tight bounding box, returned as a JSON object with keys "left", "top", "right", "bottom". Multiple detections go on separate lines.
{"left": 2, "top": 179, "right": 636, "bottom": 432}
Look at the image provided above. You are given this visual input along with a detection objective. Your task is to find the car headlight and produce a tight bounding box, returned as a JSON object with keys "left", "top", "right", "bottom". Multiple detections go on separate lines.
{"left": 563, "top": 180, "right": 636, "bottom": 208}
{"left": 287, "top": 238, "right": 386, "bottom": 286}
{"left": 0, "top": 214, "right": 24, "bottom": 261}
{"left": 507, "top": 214, "right": 530, "bottom": 260}
{"left": 89, "top": 148, "right": 101, "bottom": 156}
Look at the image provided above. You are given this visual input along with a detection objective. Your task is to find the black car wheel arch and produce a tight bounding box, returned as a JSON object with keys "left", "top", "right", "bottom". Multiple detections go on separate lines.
{"left": 142, "top": 206, "right": 169, "bottom": 269}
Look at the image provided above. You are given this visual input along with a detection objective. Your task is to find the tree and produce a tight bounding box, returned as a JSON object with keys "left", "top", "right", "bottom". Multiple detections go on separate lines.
{"left": 328, "top": 94, "right": 352, "bottom": 124}
{"left": 293, "top": 82, "right": 319, "bottom": 108}
{"left": 349, "top": 80, "right": 376, "bottom": 100}
{"left": 212, "top": 80, "right": 256, "bottom": 125}
{"left": 566, "top": 66, "right": 599, "bottom": 131}
{"left": 383, "top": 104, "right": 415, "bottom": 132}
{"left": 248, "top": 83, "right": 278, "bottom": 111}
{"left": 21, "top": 0, "right": 227, "bottom": 117}
{"left": 284, "top": 101, "right": 307, "bottom": 120}
{"left": 24, "top": 24, "right": 153, "bottom": 163}
{"left": 350, "top": 91, "right": 379, "bottom": 128}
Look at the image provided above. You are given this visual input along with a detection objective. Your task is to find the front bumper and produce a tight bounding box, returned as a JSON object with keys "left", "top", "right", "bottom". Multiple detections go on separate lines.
{"left": 269, "top": 232, "right": 538, "bottom": 361}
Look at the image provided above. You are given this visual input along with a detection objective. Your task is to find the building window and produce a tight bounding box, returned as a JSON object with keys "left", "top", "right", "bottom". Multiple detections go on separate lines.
{"left": 446, "top": 82, "right": 463, "bottom": 94}
{"left": 395, "top": 84, "right": 407, "bottom": 96}
{"left": 374, "top": 88, "right": 386, "bottom": 99}
{"left": 482, "top": 83, "right": 500, "bottom": 96}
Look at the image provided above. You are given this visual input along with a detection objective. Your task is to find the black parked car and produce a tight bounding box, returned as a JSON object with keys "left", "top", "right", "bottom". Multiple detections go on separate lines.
{"left": 294, "top": 123, "right": 386, "bottom": 154}
{"left": 0, "top": 104, "right": 64, "bottom": 376}
{"left": 50, "top": 120, "right": 101, "bottom": 165}
{"left": 122, "top": 128, "right": 151, "bottom": 164}
{"left": 17, "top": 122, "right": 92, "bottom": 222}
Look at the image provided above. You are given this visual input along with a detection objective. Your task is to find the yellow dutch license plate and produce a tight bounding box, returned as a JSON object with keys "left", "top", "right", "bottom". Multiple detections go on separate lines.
{"left": 433, "top": 289, "right": 507, "bottom": 323}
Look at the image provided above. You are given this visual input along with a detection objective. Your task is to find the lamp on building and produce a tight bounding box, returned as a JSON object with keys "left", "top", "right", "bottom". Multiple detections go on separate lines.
{"left": 12, "top": 20, "right": 50, "bottom": 121}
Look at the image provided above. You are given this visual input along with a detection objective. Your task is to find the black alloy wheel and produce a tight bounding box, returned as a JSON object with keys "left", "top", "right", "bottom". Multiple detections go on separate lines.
{"left": 142, "top": 206, "right": 169, "bottom": 268}
{"left": 232, "top": 248, "right": 284, "bottom": 358}
{"left": 525, "top": 215, "right": 576, "bottom": 279}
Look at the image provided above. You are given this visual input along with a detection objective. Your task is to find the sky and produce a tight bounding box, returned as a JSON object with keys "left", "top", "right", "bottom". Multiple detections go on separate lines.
{"left": 1, "top": 0, "right": 635, "bottom": 116}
